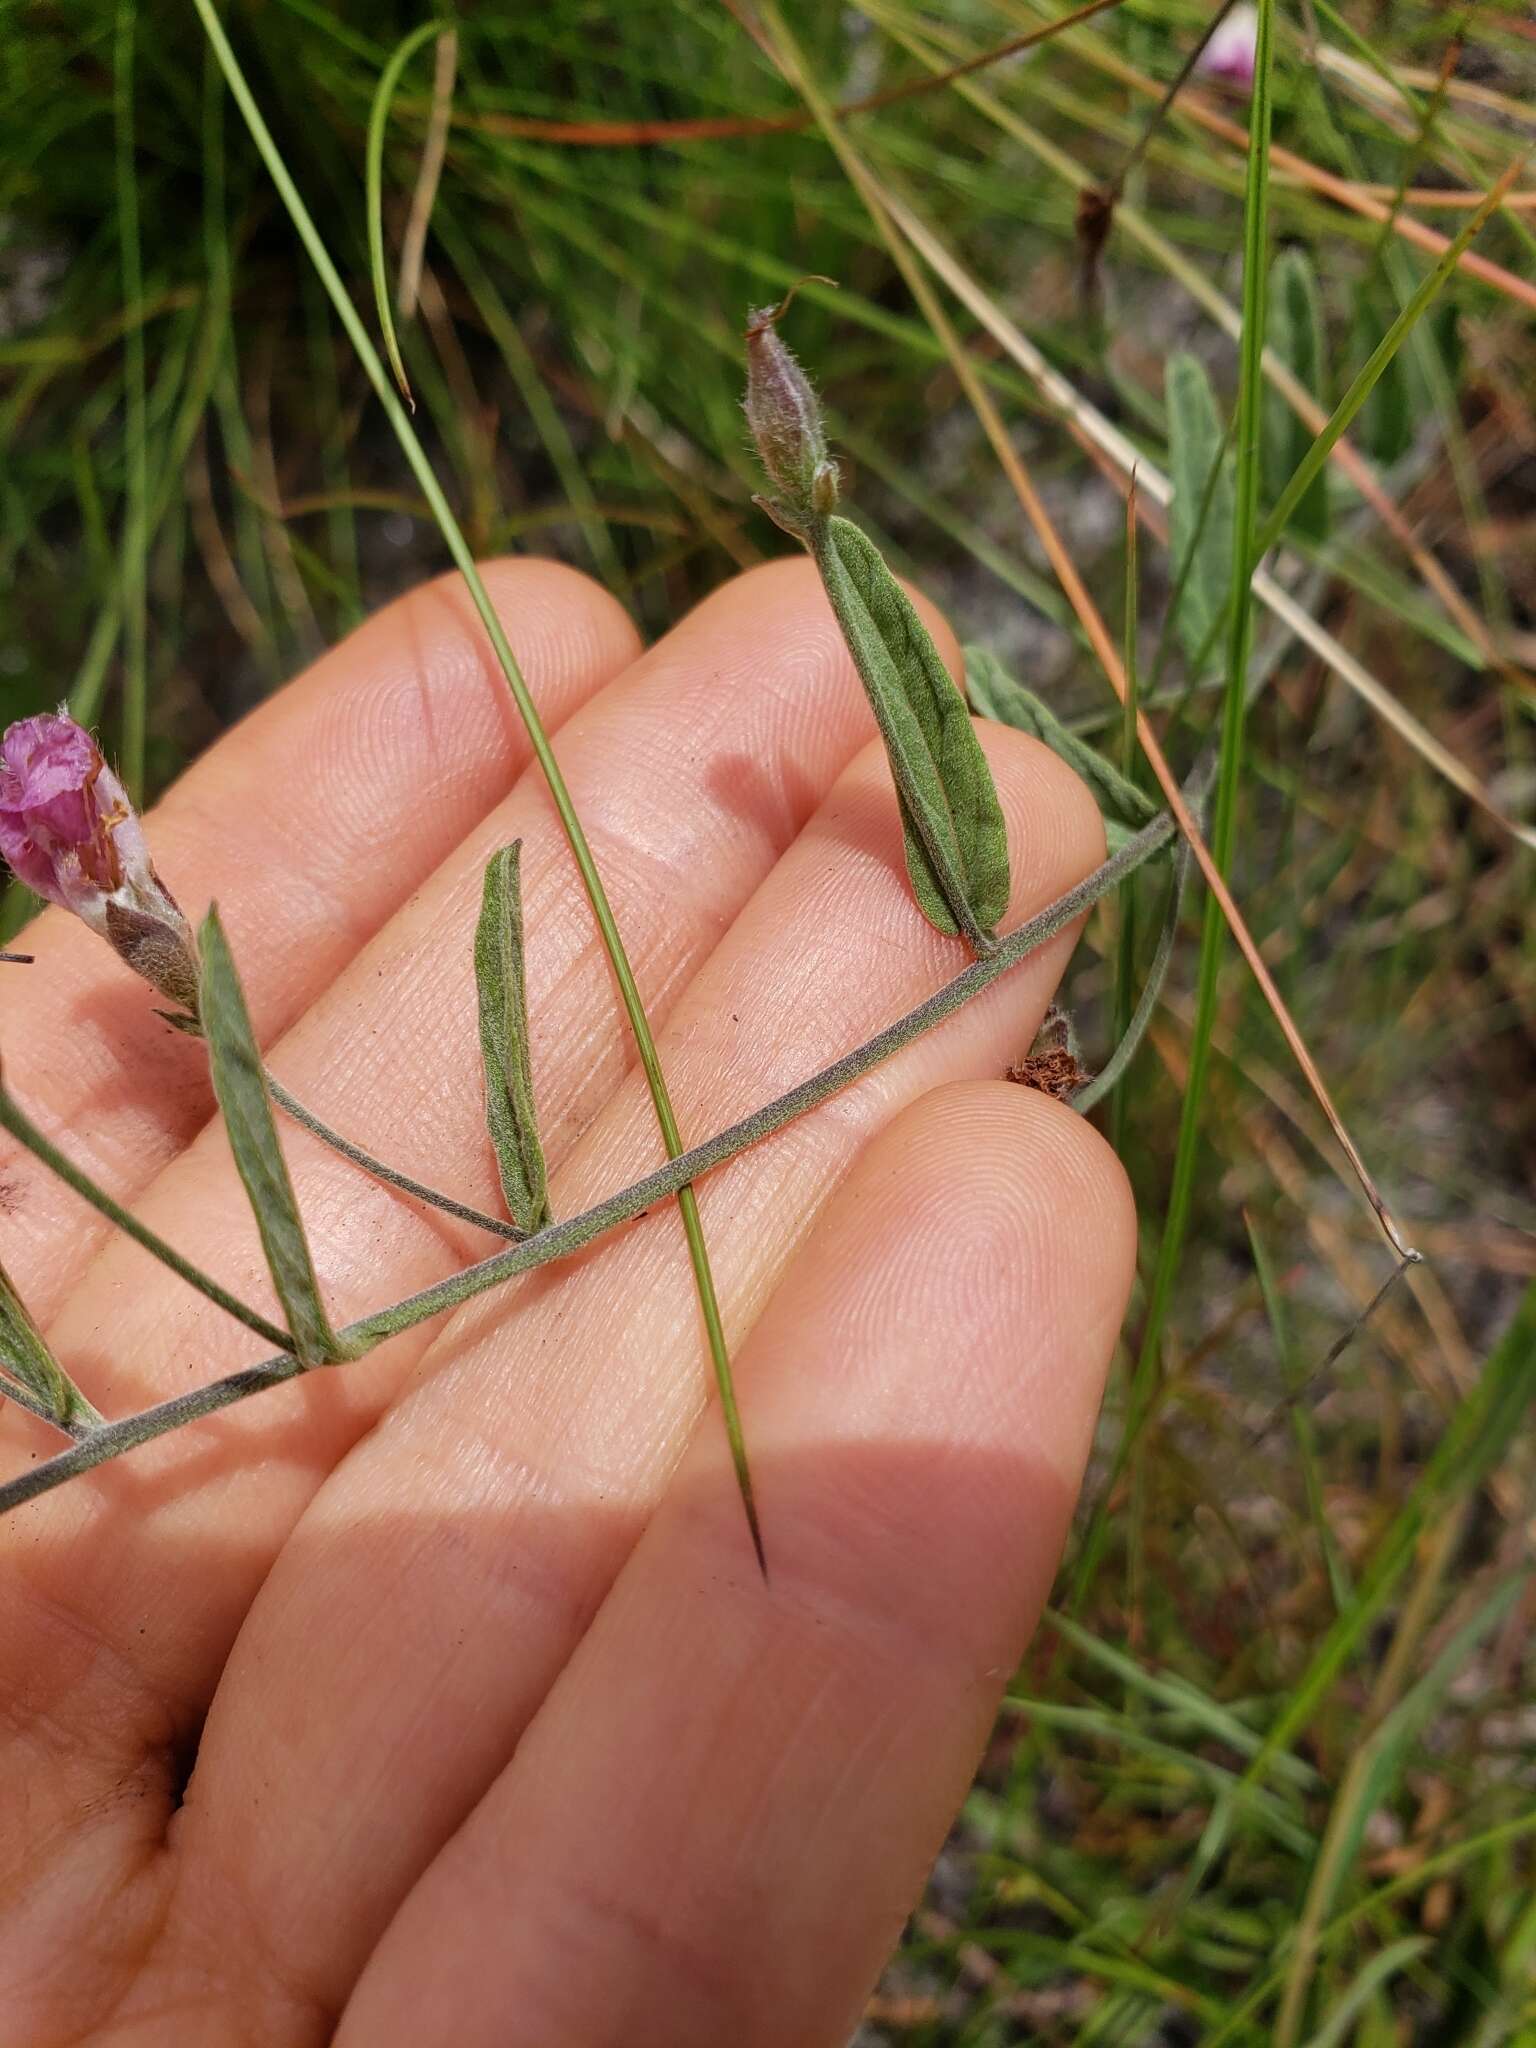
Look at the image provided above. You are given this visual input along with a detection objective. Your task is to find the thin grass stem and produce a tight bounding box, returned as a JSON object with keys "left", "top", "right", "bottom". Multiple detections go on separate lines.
{"left": 193, "top": 0, "right": 760, "bottom": 1564}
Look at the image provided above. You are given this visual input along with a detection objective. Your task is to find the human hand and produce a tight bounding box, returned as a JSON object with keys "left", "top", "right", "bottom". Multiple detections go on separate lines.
{"left": 3, "top": 557, "right": 1134, "bottom": 2047}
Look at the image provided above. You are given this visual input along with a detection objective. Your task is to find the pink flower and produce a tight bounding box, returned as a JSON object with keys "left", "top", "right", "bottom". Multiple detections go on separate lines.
{"left": 1197, "top": 3, "right": 1258, "bottom": 92}
{"left": 0, "top": 712, "right": 197, "bottom": 1007}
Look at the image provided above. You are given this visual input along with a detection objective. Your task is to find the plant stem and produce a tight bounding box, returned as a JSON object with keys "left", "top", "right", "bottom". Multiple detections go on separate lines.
{"left": 0, "top": 811, "right": 1173, "bottom": 1519}
{"left": 0, "top": 1373, "right": 87, "bottom": 1440}
{"left": 191, "top": 0, "right": 759, "bottom": 1568}
{"left": 0, "top": 1090, "right": 296, "bottom": 1355}
{"left": 265, "top": 1071, "right": 524, "bottom": 1241}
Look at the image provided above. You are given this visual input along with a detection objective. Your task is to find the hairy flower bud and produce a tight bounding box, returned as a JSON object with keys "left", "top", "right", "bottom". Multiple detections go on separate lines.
{"left": 0, "top": 712, "right": 198, "bottom": 1008}
{"left": 744, "top": 298, "right": 839, "bottom": 529}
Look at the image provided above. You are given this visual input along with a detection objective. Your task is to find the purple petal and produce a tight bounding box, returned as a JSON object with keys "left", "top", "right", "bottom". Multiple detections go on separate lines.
{"left": 0, "top": 811, "right": 69, "bottom": 902}
{"left": 0, "top": 713, "right": 103, "bottom": 847}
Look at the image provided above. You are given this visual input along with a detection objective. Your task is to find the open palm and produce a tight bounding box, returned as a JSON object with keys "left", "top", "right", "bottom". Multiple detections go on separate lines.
{"left": 3, "top": 557, "right": 1133, "bottom": 2047}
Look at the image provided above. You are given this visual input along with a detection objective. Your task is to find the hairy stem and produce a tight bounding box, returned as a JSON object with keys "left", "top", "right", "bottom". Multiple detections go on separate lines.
{"left": 0, "top": 1091, "right": 295, "bottom": 1355}
{"left": 265, "top": 1072, "right": 523, "bottom": 1241}
{"left": 0, "top": 1373, "right": 93, "bottom": 1441}
{"left": 0, "top": 812, "right": 1173, "bottom": 1518}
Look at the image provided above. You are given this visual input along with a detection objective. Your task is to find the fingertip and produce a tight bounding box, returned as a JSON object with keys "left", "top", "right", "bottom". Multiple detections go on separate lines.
{"left": 892, "top": 1078, "right": 1137, "bottom": 1386}
{"left": 824, "top": 1078, "right": 1135, "bottom": 1443}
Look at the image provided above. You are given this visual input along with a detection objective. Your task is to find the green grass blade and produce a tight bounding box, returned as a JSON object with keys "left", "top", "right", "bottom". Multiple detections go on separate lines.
{"left": 1082, "top": 0, "right": 1279, "bottom": 1607}
{"left": 1297, "top": 1937, "right": 1432, "bottom": 2048}
{"left": 114, "top": 0, "right": 149, "bottom": 800}
{"left": 366, "top": 19, "right": 442, "bottom": 407}
{"left": 192, "top": 0, "right": 763, "bottom": 1570}
{"left": 1253, "top": 156, "right": 1526, "bottom": 569}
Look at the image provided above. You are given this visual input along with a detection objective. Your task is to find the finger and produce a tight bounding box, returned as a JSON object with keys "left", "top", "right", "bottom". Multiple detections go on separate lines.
{"left": 2, "top": 559, "right": 955, "bottom": 2024}
{"left": 338, "top": 1083, "right": 1135, "bottom": 2048}
{"left": 160, "top": 723, "right": 1106, "bottom": 2018}
{"left": 17, "top": 557, "right": 941, "bottom": 1472}
{"left": 0, "top": 559, "right": 639, "bottom": 1316}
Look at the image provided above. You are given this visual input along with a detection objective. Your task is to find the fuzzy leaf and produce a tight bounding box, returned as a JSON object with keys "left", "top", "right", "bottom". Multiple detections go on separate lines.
{"left": 474, "top": 842, "right": 549, "bottom": 1233}
{"left": 966, "top": 646, "right": 1158, "bottom": 834}
{"left": 1166, "top": 353, "right": 1236, "bottom": 674}
{"left": 1264, "top": 247, "right": 1330, "bottom": 545}
{"left": 811, "top": 516, "right": 1010, "bottom": 945}
{"left": 198, "top": 907, "right": 353, "bottom": 1366}
{"left": 0, "top": 1259, "right": 98, "bottom": 1429}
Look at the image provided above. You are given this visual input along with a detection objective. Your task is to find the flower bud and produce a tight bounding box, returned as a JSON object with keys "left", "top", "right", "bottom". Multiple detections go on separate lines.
{"left": 0, "top": 712, "right": 198, "bottom": 1009}
{"left": 744, "top": 300, "right": 837, "bottom": 528}
{"left": 1196, "top": 3, "right": 1258, "bottom": 93}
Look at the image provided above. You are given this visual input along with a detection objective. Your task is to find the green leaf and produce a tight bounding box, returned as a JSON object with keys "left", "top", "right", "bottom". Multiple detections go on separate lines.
{"left": 810, "top": 515, "right": 1010, "bottom": 947}
{"left": 0, "top": 1260, "right": 101, "bottom": 1431}
{"left": 1264, "top": 247, "right": 1330, "bottom": 544}
{"left": 198, "top": 907, "right": 354, "bottom": 1366}
{"left": 1355, "top": 283, "right": 1412, "bottom": 465}
{"left": 474, "top": 843, "right": 550, "bottom": 1234}
{"left": 1165, "top": 352, "right": 1236, "bottom": 674}
{"left": 966, "top": 645, "right": 1158, "bottom": 835}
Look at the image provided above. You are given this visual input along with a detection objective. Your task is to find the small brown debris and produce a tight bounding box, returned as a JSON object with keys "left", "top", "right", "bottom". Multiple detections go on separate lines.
{"left": 1075, "top": 183, "right": 1116, "bottom": 313}
{"left": 1007, "top": 1045, "right": 1090, "bottom": 1101}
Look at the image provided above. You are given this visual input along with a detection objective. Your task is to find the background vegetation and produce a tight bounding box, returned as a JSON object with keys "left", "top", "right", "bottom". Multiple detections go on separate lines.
{"left": 3, "top": 1, "right": 1535, "bottom": 2038}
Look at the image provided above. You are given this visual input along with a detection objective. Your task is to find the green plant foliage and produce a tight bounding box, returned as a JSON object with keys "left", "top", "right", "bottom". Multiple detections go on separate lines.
{"left": 474, "top": 842, "right": 550, "bottom": 1234}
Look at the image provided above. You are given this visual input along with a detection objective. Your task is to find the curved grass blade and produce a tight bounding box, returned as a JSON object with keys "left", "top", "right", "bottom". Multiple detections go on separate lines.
{"left": 811, "top": 516, "right": 1009, "bottom": 949}
{"left": 193, "top": 0, "right": 758, "bottom": 1568}
{"left": 475, "top": 843, "right": 549, "bottom": 1234}
{"left": 199, "top": 906, "right": 354, "bottom": 1366}
{"left": 0, "top": 1260, "right": 102, "bottom": 1435}
{"left": 366, "top": 18, "right": 442, "bottom": 408}
{"left": 1166, "top": 352, "right": 1235, "bottom": 675}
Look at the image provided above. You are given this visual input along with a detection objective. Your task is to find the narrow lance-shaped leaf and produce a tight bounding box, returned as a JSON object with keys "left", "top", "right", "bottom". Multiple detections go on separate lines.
{"left": 474, "top": 842, "right": 549, "bottom": 1233}
{"left": 810, "top": 517, "right": 1011, "bottom": 947}
{"left": 1166, "top": 352, "right": 1236, "bottom": 674}
{"left": 966, "top": 645, "right": 1159, "bottom": 851}
{"left": 1264, "top": 247, "right": 1330, "bottom": 544}
{"left": 198, "top": 907, "right": 355, "bottom": 1366}
{"left": 0, "top": 1260, "right": 102, "bottom": 1431}
{"left": 742, "top": 301, "right": 1008, "bottom": 953}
